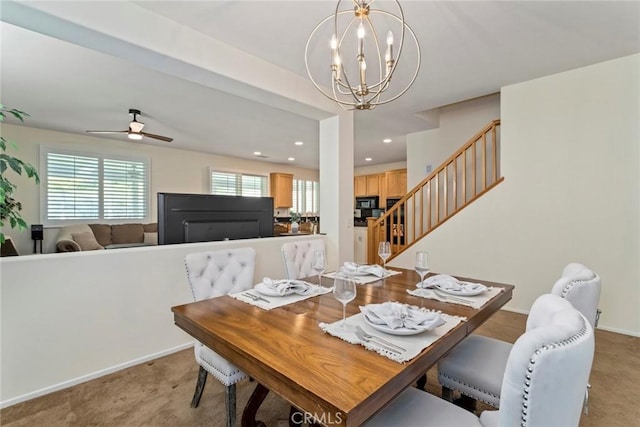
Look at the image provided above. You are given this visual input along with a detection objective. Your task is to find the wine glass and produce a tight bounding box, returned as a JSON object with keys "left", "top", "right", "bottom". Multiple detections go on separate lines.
{"left": 311, "top": 249, "right": 326, "bottom": 286}
{"left": 378, "top": 241, "right": 391, "bottom": 269}
{"left": 415, "top": 251, "right": 430, "bottom": 287}
{"left": 333, "top": 272, "right": 357, "bottom": 330}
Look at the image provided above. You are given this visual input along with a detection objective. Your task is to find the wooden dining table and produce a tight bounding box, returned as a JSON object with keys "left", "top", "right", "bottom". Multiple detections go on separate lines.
{"left": 171, "top": 268, "right": 514, "bottom": 427}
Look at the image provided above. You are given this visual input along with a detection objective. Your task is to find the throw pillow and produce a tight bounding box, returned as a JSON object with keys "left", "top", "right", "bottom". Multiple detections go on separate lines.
{"left": 89, "top": 224, "right": 113, "bottom": 246}
{"left": 71, "top": 231, "right": 104, "bottom": 251}
{"left": 143, "top": 232, "right": 158, "bottom": 246}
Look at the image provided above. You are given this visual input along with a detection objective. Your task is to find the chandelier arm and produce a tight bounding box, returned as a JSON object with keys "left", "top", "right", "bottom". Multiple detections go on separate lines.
{"left": 365, "top": 25, "right": 420, "bottom": 106}
{"left": 363, "top": 15, "right": 385, "bottom": 92}
{"left": 360, "top": 8, "right": 406, "bottom": 91}
{"left": 334, "top": 17, "right": 362, "bottom": 102}
{"left": 305, "top": 11, "right": 359, "bottom": 107}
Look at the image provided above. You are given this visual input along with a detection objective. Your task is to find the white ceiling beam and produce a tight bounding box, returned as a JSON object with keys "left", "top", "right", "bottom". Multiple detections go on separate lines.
{"left": 1, "top": 0, "right": 339, "bottom": 120}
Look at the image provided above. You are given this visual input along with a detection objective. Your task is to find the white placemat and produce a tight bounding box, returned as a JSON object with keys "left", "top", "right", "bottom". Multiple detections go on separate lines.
{"left": 322, "top": 269, "right": 402, "bottom": 285}
{"left": 407, "top": 286, "right": 504, "bottom": 309}
{"left": 319, "top": 311, "right": 465, "bottom": 363}
{"left": 230, "top": 284, "right": 332, "bottom": 310}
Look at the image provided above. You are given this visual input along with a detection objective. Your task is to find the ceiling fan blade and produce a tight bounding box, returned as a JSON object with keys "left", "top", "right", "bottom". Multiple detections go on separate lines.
{"left": 86, "top": 130, "right": 128, "bottom": 134}
{"left": 141, "top": 131, "right": 173, "bottom": 142}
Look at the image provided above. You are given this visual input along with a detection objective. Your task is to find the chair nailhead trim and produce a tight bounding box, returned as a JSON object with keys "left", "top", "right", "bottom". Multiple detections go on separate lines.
{"left": 520, "top": 316, "right": 589, "bottom": 426}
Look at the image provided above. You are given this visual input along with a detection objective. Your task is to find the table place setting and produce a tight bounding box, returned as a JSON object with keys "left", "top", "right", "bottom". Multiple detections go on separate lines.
{"left": 322, "top": 262, "right": 402, "bottom": 285}
{"left": 319, "top": 301, "right": 465, "bottom": 363}
{"left": 407, "top": 273, "right": 504, "bottom": 309}
{"left": 230, "top": 277, "right": 332, "bottom": 310}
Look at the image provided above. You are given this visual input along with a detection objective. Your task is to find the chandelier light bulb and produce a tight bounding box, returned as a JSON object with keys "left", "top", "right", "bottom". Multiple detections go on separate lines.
{"left": 330, "top": 34, "right": 338, "bottom": 50}
{"left": 387, "top": 31, "right": 394, "bottom": 46}
{"left": 357, "top": 22, "right": 365, "bottom": 39}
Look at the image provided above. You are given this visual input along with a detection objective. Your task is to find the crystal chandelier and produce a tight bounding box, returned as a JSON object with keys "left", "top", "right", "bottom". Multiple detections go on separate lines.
{"left": 305, "top": 0, "right": 420, "bottom": 110}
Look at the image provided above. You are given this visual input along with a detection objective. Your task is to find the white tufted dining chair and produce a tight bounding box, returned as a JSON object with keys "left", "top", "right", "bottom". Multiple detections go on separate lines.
{"left": 437, "top": 263, "right": 601, "bottom": 409}
{"left": 281, "top": 239, "right": 326, "bottom": 279}
{"left": 184, "top": 247, "right": 256, "bottom": 427}
{"left": 551, "top": 262, "right": 602, "bottom": 328}
{"left": 366, "top": 294, "right": 595, "bottom": 427}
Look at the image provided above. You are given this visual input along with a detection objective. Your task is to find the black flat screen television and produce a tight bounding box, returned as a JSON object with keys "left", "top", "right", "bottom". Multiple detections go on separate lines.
{"left": 157, "top": 193, "right": 274, "bottom": 245}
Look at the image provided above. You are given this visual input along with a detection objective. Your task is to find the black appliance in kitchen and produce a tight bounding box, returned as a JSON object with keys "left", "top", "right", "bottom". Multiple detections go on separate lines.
{"left": 354, "top": 196, "right": 380, "bottom": 226}
{"left": 355, "top": 196, "right": 379, "bottom": 209}
{"left": 386, "top": 197, "right": 405, "bottom": 245}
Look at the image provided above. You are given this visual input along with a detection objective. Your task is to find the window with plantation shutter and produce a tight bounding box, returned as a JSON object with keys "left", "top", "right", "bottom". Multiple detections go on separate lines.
{"left": 46, "top": 153, "right": 100, "bottom": 220}
{"left": 210, "top": 170, "right": 267, "bottom": 197}
{"left": 292, "top": 179, "right": 319, "bottom": 215}
{"left": 103, "top": 159, "right": 148, "bottom": 219}
{"left": 42, "top": 149, "right": 149, "bottom": 224}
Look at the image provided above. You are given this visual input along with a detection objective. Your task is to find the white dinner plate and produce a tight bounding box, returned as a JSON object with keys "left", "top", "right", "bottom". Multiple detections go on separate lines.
{"left": 363, "top": 314, "right": 430, "bottom": 336}
{"left": 253, "top": 283, "right": 294, "bottom": 297}
{"left": 434, "top": 282, "right": 487, "bottom": 296}
{"left": 353, "top": 270, "right": 377, "bottom": 276}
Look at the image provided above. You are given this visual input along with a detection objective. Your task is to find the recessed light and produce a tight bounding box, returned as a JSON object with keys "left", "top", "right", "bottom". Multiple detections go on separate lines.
{"left": 294, "top": 141, "right": 304, "bottom": 146}
{"left": 383, "top": 138, "right": 392, "bottom": 143}
{"left": 365, "top": 157, "right": 372, "bottom": 162}
{"left": 288, "top": 157, "right": 295, "bottom": 161}
{"left": 253, "top": 151, "right": 262, "bottom": 156}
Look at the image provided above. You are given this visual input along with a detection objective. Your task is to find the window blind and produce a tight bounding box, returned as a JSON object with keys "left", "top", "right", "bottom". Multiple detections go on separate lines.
{"left": 43, "top": 150, "right": 149, "bottom": 222}
{"left": 103, "top": 159, "right": 148, "bottom": 219}
{"left": 46, "top": 153, "right": 100, "bottom": 220}
{"left": 210, "top": 170, "right": 267, "bottom": 197}
{"left": 292, "top": 179, "right": 319, "bottom": 215}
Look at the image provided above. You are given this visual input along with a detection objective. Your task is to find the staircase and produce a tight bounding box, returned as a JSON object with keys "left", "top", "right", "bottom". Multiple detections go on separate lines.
{"left": 367, "top": 120, "right": 503, "bottom": 263}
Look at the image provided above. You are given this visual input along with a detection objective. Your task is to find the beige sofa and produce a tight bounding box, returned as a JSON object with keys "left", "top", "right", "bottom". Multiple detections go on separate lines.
{"left": 56, "top": 223, "right": 158, "bottom": 252}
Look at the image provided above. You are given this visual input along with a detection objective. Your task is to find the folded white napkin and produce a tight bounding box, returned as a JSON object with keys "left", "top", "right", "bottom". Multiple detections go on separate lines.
{"left": 360, "top": 302, "right": 445, "bottom": 330}
{"left": 261, "top": 277, "right": 313, "bottom": 295}
{"left": 342, "top": 262, "right": 388, "bottom": 278}
{"left": 418, "top": 274, "right": 487, "bottom": 293}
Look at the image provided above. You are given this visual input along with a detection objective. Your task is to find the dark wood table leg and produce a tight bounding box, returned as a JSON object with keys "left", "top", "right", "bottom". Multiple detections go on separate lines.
{"left": 241, "top": 383, "right": 269, "bottom": 427}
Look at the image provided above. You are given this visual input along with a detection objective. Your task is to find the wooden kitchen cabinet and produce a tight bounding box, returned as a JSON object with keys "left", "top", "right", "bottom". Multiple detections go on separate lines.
{"left": 366, "top": 174, "right": 380, "bottom": 195}
{"left": 270, "top": 173, "right": 293, "bottom": 208}
{"left": 354, "top": 174, "right": 381, "bottom": 197}
{"left": 354, "top": 175, "right": 367, "bottom": 196}
{"left": 385, "top": 169, "right": 407, "bottom": 198}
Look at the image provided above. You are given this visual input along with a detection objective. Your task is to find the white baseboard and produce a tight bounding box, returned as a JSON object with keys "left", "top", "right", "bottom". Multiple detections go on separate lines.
{"left": 0, "top": 342, "right": 194, "bottom": 409}
{"left": 596, "top": 324, "right": 640, "bottom": 337}
{"left": 501, "top": 306, "right": 530, "bottom": 316}
{"left": 500, "top": 307, "right": 639, "bottom": 337}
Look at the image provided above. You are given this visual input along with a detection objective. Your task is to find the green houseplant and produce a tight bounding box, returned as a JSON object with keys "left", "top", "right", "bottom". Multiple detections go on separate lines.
{"left": 0, "top": 105, "right": 40, "bottom": 244}
{"left": 289, "top": 210, "right": 301, "bottom": 233}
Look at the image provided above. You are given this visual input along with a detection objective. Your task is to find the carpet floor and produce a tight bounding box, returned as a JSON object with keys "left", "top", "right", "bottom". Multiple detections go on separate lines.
{"left": 2, "top": 310, "right": 638, "bottom": 426}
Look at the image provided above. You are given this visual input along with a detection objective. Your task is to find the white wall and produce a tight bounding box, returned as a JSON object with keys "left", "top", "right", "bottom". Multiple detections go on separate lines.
{"left": 0, "top": 125, "right": 319, "bottom": 254}
{"left": 0, "top": 235, "right": 326, "bottom": 406}
{"left": 406, "top": 93, "right": 500, "bottom": 188}
{"left": 354, "top": 161, "right": 407, "bottom": 176}
{"left": 392, "top": 54, "right": 640, "bottom": 336}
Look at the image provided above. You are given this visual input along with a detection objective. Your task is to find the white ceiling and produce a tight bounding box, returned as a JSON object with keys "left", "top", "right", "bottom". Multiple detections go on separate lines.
{"left": 1, "top": 1, "right": 638, "bottom": 169}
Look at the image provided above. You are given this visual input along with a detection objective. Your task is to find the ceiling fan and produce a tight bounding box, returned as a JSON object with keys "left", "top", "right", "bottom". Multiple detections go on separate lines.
{"left": 86, "top": 108, "right": 173, "bottom": 142}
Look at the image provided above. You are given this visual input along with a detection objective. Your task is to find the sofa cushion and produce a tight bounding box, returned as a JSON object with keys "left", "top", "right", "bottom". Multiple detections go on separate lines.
{"left": 89, "top": 224, "right": 113, "bottom": 247}
{"left": 71, "top": 231, "right": 104, "bottom": 251}
{"left": 143, "top": 223, "right": 157, "bottom": 233}
{"left": 112, "top": 223, "right": 144, "bottom": 244}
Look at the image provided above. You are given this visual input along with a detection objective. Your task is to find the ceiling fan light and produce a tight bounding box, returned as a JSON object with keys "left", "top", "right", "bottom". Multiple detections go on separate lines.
{"left": 128, "top": 132, "right": 143, "bottom": 141}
